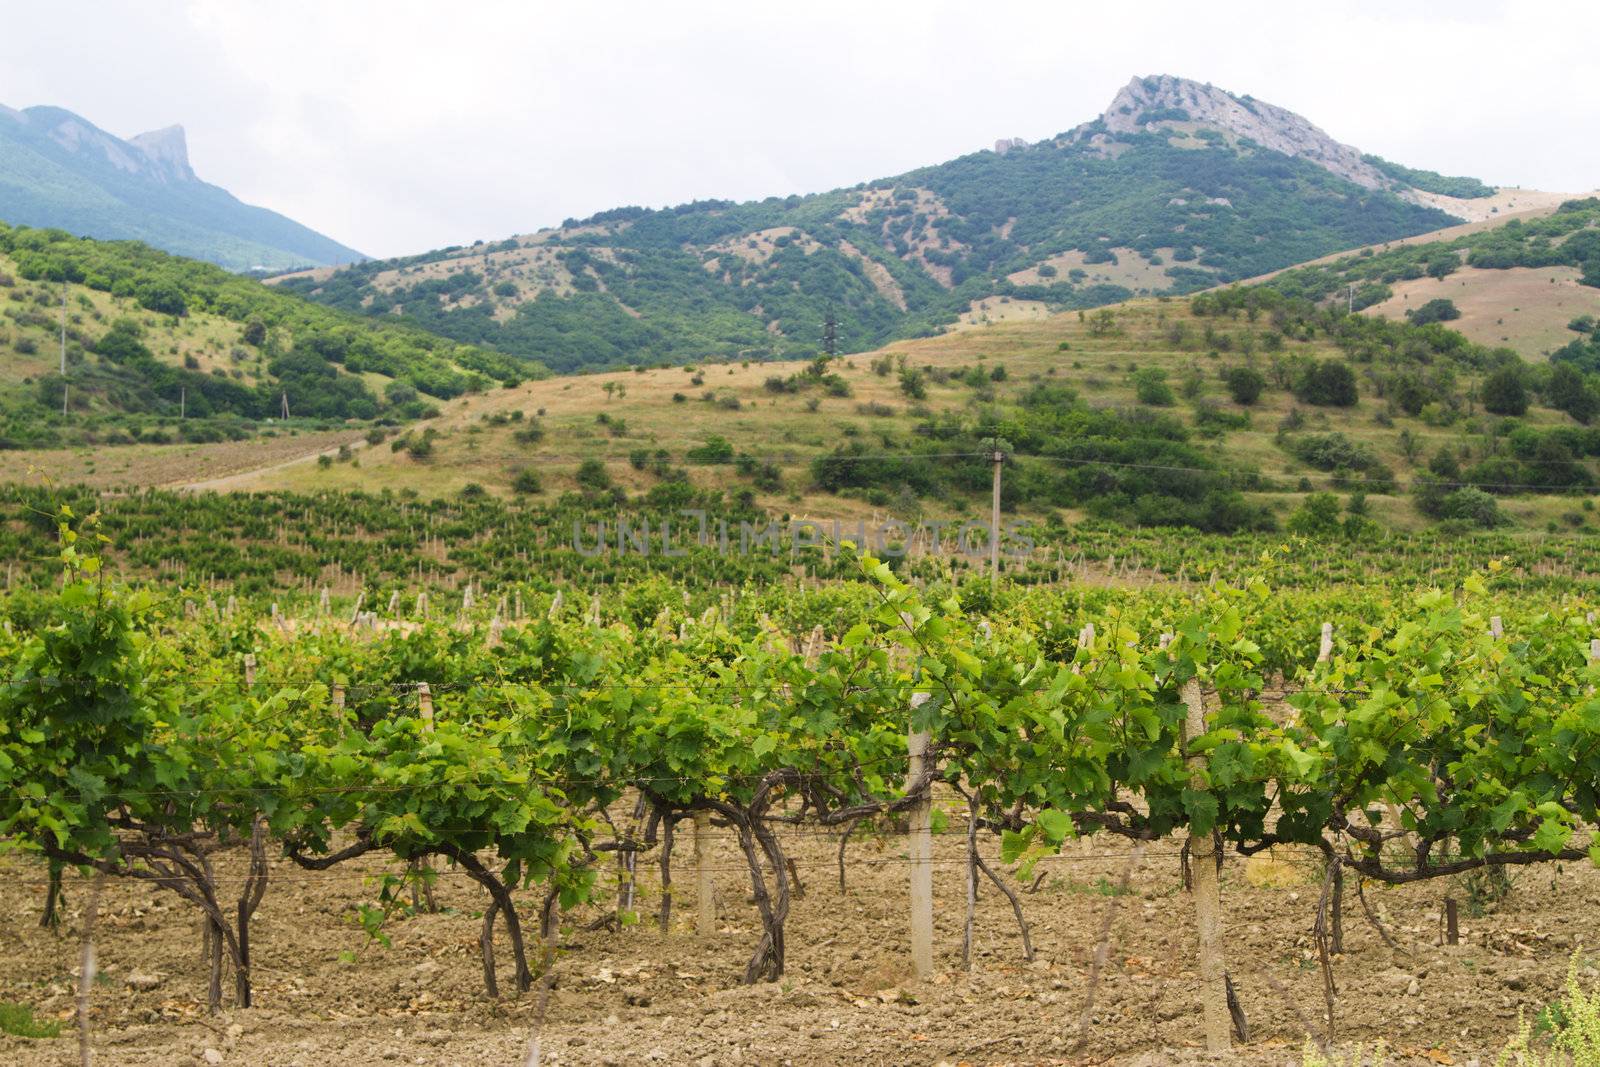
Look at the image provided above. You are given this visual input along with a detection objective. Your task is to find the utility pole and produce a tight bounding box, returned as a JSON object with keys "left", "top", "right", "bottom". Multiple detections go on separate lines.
{"left": 180, "top": 385, "right": 186, "bottom": 420}
{"left": 1347, "top": 283, "right": 1354, "bottom": 315}
{"left": 281, "top": 390, "right": 290, "bottom": 420}
{"left": 990, "top": 452, "right": 1001, "bottom": 588}
{"left": 821, "top": 310, "right": 837, "bottom": 358}
{"left": 59, "top": 281, "right": 67, "bottom": 376}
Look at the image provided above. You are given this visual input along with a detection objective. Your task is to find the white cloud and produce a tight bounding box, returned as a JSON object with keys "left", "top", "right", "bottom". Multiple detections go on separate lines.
{"left": 3, "top": 0, "right": 1598, "bottom": 257}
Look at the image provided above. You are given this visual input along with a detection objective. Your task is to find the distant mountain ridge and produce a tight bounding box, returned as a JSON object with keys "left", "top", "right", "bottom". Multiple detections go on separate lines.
{"left": 0, "top": 104, "right": 363, "bottom": 272}
{"left": 276, "top": 74, "right": 1511, "bottom": 372}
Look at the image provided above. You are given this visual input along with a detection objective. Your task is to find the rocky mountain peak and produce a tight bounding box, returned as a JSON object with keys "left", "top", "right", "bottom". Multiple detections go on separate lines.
{"left": 1094, "top": 74, "right": 1391, "bottom": 190}
{"left": 129, "top": 124, "right": 196, "bottom": 182}
{"left": 0, "top": 105, "right": 197, "bottom": 185}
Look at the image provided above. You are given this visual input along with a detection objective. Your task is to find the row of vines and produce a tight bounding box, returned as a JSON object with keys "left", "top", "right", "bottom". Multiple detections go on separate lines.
{"left": 3, "top": 484, "right": 1599, "bottom": 601}
{"left": 2, "top": 508, "right": 1599, "bottom": 1053}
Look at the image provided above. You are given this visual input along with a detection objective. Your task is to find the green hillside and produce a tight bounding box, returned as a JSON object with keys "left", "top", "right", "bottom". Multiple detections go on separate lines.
{"left": 74, "top": 284, "right": 1594, "bottom": 539}
{"left": 275, "top": 81, "right": 1463, "bottom": 373}
{"left": 0, "top": 222, "right": 540, "bottom": 450}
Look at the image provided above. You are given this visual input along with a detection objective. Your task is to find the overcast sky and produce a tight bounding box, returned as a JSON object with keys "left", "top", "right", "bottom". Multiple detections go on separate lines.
{"left": 6, "top": 0, "right": 1599, "bottom": 258}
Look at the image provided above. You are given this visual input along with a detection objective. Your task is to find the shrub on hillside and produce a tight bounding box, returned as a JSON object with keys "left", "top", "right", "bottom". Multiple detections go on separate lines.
{"left": 1293, "top": 359, "right": 1358, "bottom": 407}
{"left": 1481, "top": 365, "right": 1529, "bottom": 416}
{"left": 1224, "top": 366, "right": 1265, "bottom": 405}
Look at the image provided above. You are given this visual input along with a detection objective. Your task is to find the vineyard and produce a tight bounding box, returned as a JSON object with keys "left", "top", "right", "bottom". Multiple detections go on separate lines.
{"left": 1, "top": 504, "right": 1599, "bottom": 1064}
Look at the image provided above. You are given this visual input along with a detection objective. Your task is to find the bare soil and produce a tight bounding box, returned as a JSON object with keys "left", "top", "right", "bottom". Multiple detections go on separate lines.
{"left": 1, "top": 803, "right": 1594, "bottom": 1066}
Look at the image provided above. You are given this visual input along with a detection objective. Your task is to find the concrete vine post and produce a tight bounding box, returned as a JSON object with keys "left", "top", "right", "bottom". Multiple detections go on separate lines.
{"left": 413, "top": 683, "right": 439, "bottom": 912}
{"left": 908, "top": 691, "right": 934, "bottom": 979}
{"left": 694, "top": 810, "right": 715, "bottom": 937}
{"left": 1182, "top": 677, "right": 1230, "bottom": 1052}
{"left": 76, "top": 873, "right": 106, "bottom": 1067}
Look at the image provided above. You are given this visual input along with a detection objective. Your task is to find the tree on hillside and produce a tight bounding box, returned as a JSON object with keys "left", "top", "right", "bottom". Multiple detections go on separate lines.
{"left": 1481, "top": 365, "right": 1529, "bottom": 416}
{"left": 1406, "top": 298, "right": 1461, "bottom": 326}
{"left": 1293, "top": 359, "right": 1358, "bottom": 407}
{"left": 1545, "top": 362, "right": 1599, "bottom": 424}
{"left": 1424, "top": 253, "right": 1460, "bottom": 281}
{"left": 1132, "top": 368, "right": 1175, "bottom": 406}
{"left": 1224, "top": 366, "right": 1265, "bottom": 405}
{"left": 1286, "top": 492, "right": 1342, "bottom": 537}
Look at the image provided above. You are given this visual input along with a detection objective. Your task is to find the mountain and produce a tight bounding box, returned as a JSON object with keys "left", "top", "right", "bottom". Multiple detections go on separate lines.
{"left": 0, "top": 104, "right": 364, "bottom": 272}
{"left": 274, "top": 74, "right": 1509, "bottom": 373}
{"left": 0, "top": 221, "right": 533, "bottom": 450}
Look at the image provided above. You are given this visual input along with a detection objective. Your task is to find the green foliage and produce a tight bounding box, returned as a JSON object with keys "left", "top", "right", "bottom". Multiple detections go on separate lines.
{"left": 1496, "top": 952, "right": 1600, "bottom": 1066}
{"left": 686, "top": 435, "right": 736, "bottom": 464}
{"left": 1283, "top": 432, "right": 1396, "bottom": 492}
{"left": 1265, "top": 199, "right": 1600, "bottom": 309}
{"left": 1361, "top": 154, "right": 1494, "bottom": 198}
{"left": 575, "top": 458, "right": 612, "bottom": 492}
{"left": 0, "top": 1002, "right": 62, "bottom": 1039}
{"left": 1285, "top": 492, "right": 1343, "bottom": 537}
{"left": 1293, "top": 359, "right": 1359, "bottom": 406}
{"left": 1407, "top": 297, "right": 1462, "bottom": 325}
{"left": 0, "top": 223, "right": 538, "bottom": 444}
{"left": 1301, "top": 1038, "right": 1387, "bottom": 1067}
{"left": 1224, "top": 366, "right": 1265, "bottom": 405}
{"left": 1414, "top": 476, "right": 1505, "bottom": 526}
{"left": 1483, "top": 365, "right": 1530, "bottom": 416}
{"left": 1545, "top": 362, "right": 1600, "bottom": 424}
{"left": 1132, "top": 367, "right": 1175, "bottom": 406}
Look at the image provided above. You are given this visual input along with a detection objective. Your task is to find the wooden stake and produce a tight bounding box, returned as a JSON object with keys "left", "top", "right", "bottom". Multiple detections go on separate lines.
{"left": 417, "top": 683, "right": 434, "bottom": 729}
{"left": 1182, "top": 678, "right": 1230, "bottom": 1052}
{"left": 804, "top": 625, "right": 825, "bottom": 666}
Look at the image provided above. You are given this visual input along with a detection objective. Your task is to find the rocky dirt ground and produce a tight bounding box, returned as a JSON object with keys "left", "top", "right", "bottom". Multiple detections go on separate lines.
{"left": 0, "top": 799, "right": 1594, "bottom": 1067}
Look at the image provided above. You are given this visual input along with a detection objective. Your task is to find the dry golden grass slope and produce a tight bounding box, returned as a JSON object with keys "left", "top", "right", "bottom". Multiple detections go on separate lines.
{"left": 1235, "top": 190, "right": 1597, "bottom": 286}
{"left": 1236, "top": 189, "right": 1600, "bottom": 362}
{"left": 1363, "top": 266, "right": 1600, "bottom": 356}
